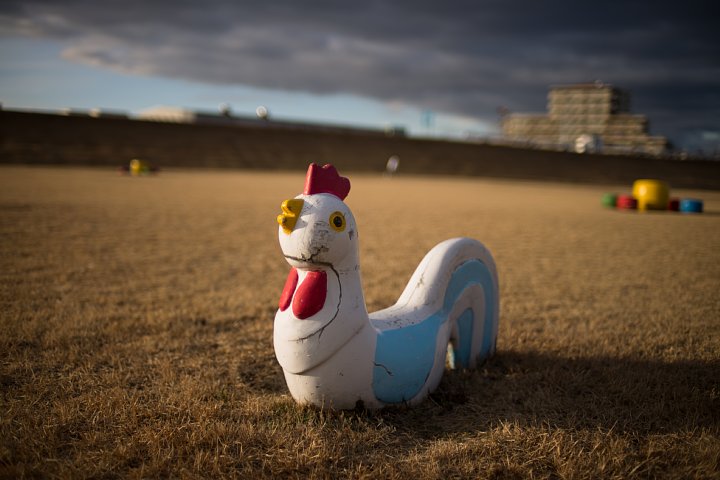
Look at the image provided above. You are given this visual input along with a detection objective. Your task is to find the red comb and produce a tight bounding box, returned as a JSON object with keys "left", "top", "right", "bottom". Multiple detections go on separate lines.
{"left": 303, "top": 163, "right": 351, "bottom": 200}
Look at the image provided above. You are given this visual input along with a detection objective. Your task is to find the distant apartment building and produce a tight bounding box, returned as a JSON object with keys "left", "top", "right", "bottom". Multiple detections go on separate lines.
{"left": 502, "top": 83, "right": 668, "bottom": 155}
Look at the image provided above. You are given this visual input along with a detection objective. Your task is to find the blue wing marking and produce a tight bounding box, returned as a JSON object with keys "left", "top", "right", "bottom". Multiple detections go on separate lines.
{"left": 372, "top": 259, "right": 496, "bottom": 403}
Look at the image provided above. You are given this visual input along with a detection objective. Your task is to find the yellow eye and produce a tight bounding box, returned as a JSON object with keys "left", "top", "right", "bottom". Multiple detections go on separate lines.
{"left": 329, "top": 211, "right": 346, "bottom": 232}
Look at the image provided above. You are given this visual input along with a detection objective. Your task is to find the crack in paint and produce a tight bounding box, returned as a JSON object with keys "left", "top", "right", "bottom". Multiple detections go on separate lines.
{"left": 305, "top": 243, "right": 329, "bottom": 264}
{"left": 373, "top": 362, "right": 393, "bottom": 376}
{"left": 284, "top": 255, "right": 342, "bottom": 342}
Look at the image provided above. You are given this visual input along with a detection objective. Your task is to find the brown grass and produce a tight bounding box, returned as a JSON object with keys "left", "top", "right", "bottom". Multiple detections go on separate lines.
{"left": 1, "top": 166, "right": 719, "bottom": 479}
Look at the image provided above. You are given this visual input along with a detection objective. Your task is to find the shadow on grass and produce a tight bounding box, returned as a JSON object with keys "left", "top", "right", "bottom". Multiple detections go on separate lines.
{"left": 376, "top": 350, "right": 719, "bottom": 437}
{"left": 255, "top": 340, "right": 718, "bottom": 437}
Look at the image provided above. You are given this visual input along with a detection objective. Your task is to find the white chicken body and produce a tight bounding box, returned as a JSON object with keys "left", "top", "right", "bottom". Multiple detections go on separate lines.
{"left": 274, "top": 164, "right": 499, "bottom": 409}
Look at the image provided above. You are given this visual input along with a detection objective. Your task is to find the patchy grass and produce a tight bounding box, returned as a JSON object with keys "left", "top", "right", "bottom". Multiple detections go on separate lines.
{"left": 1, "top": 166, "right": 719, "bottom": 479}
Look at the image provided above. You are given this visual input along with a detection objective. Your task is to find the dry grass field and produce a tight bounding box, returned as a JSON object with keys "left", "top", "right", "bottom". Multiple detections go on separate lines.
{"left": 1, "top": 165, "right": 719, "bottom": 479}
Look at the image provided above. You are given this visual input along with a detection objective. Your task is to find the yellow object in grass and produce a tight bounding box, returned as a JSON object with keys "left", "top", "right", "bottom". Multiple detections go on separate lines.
{"left": 632, "top": 179, "right": 670, "bottom": 211}
{"left": 129, "top": 159, "right": 149, "bottom": 176}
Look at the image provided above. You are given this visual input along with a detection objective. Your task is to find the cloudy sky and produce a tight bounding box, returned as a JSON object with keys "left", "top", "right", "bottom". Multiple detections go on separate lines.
{"left": 1, "top": 0, "right": 718, "bottom": 151}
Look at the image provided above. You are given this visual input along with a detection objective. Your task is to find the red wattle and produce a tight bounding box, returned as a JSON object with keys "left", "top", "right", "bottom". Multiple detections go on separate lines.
{"left": 292, "top": 270, "right": 327, "bottom": 319}
{"left": 278, "top": 268, "right": 298, "bottom": 311}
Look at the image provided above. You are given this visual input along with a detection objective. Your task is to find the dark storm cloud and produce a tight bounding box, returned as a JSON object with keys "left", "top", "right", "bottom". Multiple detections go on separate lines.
{"left": 1, "top": 0, "right": 718, "bottom": 148}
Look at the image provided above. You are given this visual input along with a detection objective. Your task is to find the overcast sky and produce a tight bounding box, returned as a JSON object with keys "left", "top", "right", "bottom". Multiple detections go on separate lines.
{"left": 1, "top": 0, "right": 718, "bottom": 151}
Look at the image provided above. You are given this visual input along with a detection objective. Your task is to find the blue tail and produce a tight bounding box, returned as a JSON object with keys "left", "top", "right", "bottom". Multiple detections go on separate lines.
{"left": 445, "top": 259, "right": 498, "bottom": 369}
{"left": 372, "top": 257, "right": 499, "bottom": 404}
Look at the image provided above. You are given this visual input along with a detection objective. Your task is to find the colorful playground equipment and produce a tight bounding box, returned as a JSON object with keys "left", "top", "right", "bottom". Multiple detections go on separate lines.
{"left": 616, "top": 194, "right": 638, "bottom": 210}
{"left": 679, "top": 198, "right": 704, "bottom": 213}
{"left": 273, "top": 163, "right": 500, "bottom": 409}
{"left": 603, "top": 179, "right": 704, "bottom": 214}
{"left": 119, "top": 159, "right": 159, "bottom": 176}
{"left": 632, "top": 179, "right": 670, "bottom": 211}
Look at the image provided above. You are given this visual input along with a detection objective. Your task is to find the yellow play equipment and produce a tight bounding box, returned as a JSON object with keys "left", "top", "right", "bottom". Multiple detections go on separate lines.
{"left": 129, "top": 158, "right": 150, "bottom": 176}
{"left": 632, "top": 179, "right": 670, "bottom": 211}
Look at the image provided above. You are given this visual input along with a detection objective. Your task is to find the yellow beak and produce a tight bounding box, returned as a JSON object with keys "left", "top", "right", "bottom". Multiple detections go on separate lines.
{"left": 277, "top": 199, "right": 304, "bottom": 234}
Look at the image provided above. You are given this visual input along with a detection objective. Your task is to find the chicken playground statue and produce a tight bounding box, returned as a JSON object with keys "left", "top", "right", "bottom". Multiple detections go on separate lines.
{"left": 274, "top": 163, "right": 499, "bottom": 409}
